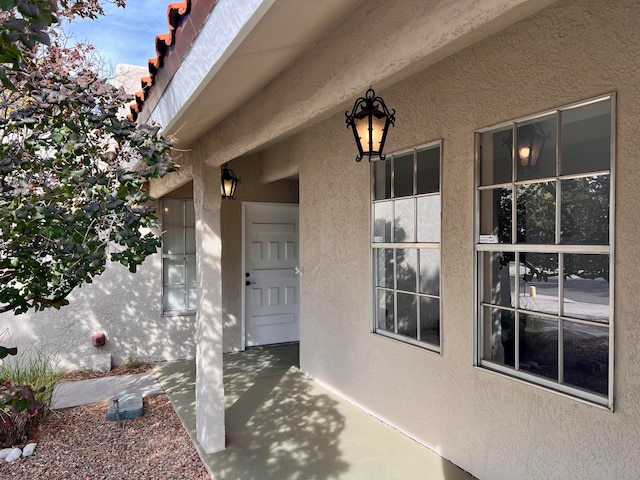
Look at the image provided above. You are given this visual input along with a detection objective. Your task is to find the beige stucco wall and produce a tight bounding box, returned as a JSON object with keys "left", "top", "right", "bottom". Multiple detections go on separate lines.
{"left": 255, "top": 0, "right": 640, "bottom": 478}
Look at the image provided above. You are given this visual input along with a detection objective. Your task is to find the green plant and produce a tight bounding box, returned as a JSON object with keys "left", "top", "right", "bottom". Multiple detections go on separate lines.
{"left": 0, "top": 346, "right": 64, "bottom": 446}
{"left": 0, "top": 347, "right": 64, "bottom": 411}
{"left": 125, "top": 350, "right": 142, "bottom": 369}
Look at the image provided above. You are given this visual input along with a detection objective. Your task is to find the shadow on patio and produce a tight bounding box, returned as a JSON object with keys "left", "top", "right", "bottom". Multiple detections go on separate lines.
{"left": 154, "top": 344, "right": 475, "bottom": 480}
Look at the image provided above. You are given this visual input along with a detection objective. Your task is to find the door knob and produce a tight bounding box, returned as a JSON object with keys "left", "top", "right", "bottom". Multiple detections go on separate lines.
{"left": 245, "top": 280, "right": 256, "bottom": 286}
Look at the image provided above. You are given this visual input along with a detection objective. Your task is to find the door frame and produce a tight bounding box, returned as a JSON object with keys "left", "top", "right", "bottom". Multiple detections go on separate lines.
{"left": 241, "top": 201, "right": 300, "bottom": 350}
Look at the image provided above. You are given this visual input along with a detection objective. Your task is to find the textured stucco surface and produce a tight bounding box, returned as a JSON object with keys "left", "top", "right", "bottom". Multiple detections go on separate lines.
{"left": 0, "top": 248, "right": 197, "bottom": 371}
{"left": 254, "top": 1, "right": 640, "bottom": 478}
{"left": 185, "top": 0, "right": 556, "bottom": 167}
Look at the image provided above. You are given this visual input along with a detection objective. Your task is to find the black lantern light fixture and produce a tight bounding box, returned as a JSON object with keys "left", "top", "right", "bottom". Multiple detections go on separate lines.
{"left": 345, "top": 87, "right": 395, "bottom": 162}
{"left": 514, "top": 123, "right": 550, "bottom": 168}
{"left": 221, "top": 163, "right": 240, "bottom": 199}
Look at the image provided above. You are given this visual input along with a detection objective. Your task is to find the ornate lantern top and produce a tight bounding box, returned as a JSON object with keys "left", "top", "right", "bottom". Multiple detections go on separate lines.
{"left": 345, "top": 87, "right": 396, "bottom": 162}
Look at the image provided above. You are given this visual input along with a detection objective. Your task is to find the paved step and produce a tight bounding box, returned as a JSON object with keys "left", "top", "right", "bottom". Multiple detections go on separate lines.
{"left": 52, "top": 373, "right": 164, "bottom": 409}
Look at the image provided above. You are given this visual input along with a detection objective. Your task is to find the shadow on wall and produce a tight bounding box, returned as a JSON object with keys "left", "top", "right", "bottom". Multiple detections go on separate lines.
{"left": 0, "top": 249, "right": 197, "bottom": 372}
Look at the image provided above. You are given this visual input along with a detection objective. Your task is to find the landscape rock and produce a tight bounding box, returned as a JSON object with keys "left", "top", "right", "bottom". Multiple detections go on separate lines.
{"left": 92, "top": 353, "right": 112, "bottom": 373}
{"left": 0, "top": 448, "right": 13, "bottom": 459}
{"left": 22, "top": 443, "right": 36, "bottom": 457}
{"left": 5, "top": 447, "right": 21, "bottom": 462}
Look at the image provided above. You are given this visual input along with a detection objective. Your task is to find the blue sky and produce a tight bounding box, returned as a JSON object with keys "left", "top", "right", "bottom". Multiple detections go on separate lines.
{"left": 63, "top": 1, "right": 169, "bottom": 70}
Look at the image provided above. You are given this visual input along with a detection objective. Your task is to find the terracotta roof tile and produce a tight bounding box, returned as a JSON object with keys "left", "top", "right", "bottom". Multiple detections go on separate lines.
{"left": 128, "top": 0, "right": 217, "bottom": 123}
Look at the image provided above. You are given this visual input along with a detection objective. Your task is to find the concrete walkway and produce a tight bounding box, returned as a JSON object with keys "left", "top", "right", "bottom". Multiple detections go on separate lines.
{"left": 154, "top": 344, "right": 476, "bottom": 480}
{"left": 52, "top": 372, "right": 164, "bottom": 409}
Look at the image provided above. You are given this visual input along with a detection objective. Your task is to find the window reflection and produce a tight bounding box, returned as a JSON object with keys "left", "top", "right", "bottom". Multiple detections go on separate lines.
{"left": 482, "top": 252, "right": 514, "bottom": 307}
{"left": 519, "top": 252, "right": 558, "bottom": 315}
{"left": 563, "top": 321, "right": 608, "bottom": 395}
{"left": 397, "top": 292, "right": 417, "bottom": 337}
{"left": 517, "top": 182, "right": 555, "bottom": 244}
{"left": 519, "top": 314, "right": 558, "bottom": 381}
{"left": 564, "top": 254, "right": 609, "bottom": 322}
{"left": 560, "top": 175, "right": 609, "bottom": 245}
{"left": 396, "top": 249, "right": 417, "bottom": 292}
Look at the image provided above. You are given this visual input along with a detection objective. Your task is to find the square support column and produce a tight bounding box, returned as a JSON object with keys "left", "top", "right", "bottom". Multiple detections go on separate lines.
{"left": 193, "top": 162, "right": 225, "bottom": 453}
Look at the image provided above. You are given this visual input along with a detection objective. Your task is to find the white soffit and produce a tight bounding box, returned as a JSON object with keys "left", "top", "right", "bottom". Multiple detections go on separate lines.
{"left": 150, "top": 0, "right": 363, "bottom": 148}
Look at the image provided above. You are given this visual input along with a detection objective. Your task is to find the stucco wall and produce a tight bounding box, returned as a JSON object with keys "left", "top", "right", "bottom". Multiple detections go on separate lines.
{"left": 257, "top": 0, "right": 640, "bottom": 478}
{"left": 0, "top": 244, "right": 197, "bottom": 371}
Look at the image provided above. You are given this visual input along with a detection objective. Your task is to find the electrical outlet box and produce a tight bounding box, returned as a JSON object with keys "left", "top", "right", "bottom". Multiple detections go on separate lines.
{"left": 92, "top": 332, "right": 106, "bottom": 347}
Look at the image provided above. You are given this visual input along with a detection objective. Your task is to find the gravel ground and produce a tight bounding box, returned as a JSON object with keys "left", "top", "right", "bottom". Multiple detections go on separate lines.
{"left": 0, "top": 395, "right": 211, "bottom": 479}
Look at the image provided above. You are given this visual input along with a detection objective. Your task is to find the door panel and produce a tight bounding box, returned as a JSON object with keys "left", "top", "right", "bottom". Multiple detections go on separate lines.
{"left": 245, "top": 204, "right": 300, "bottom": 346}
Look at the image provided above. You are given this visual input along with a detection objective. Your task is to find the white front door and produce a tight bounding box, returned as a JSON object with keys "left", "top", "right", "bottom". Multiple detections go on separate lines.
{"left": 244, "top": 203, "right": 300, "bottom": 346}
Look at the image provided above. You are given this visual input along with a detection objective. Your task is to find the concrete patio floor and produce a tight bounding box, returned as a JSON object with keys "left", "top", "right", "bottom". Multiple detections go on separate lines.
{"left": 153, "top": 344, "right": 475, "bottom": 480}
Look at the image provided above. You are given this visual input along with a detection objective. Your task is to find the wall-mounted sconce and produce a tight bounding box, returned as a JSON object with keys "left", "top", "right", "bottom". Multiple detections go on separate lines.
{"left": 345, "top": 87, "right": 395, "bottom": 162}
{"left": 505, "top": 122, "right": 550, "bottom": 167}
{"left": 221, "top": 163, "right": 240, "bottom": 199}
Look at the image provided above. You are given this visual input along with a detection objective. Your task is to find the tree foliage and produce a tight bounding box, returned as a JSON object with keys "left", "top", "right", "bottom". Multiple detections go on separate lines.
{"left": 0, "top": 0, "right": 176, "bottom": 315}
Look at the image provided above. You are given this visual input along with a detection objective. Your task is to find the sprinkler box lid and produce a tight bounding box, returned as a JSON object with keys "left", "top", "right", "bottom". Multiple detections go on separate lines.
{"left": 106, "top": 393, "right": 144, "bottom": 421}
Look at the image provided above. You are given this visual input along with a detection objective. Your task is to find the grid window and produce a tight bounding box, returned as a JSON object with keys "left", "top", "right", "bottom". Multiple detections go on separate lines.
{"left": 162, "top": 199, "right": 196, "bottom": 315}
{"left": 372, "top": 141, "right": 441, "bottom": 351}
{"left": 475, "top": 95, "right": 614, "bottom": 406}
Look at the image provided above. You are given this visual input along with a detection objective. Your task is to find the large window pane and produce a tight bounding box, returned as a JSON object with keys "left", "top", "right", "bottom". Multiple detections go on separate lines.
{"left": 162, "top": 198, "right": 196, "bottom": 315}
{"left": 163, "top": 228, "right": 184, "bottom": 254}
{"left": 185, "top": 227, "right": 196, "bottom": 254}
{"left": 185, "top": 257, "right": 196, "bottom": 285}
{"left": 420, "top": 296, "right": 440, "bottom": 346}
{"left": 516, "top": 115, "right": 557, "bottom": 181}
{"left": 373, "top": 201, "right": 392, "bottom": 242}
{"left": 185, "top": 200, "right": 195, "bottom": 226}
{"left": 477, "top": 97, "right": 613, "bottom": 404}
{"left": 163, "top": 259, "right": 185, "bottom": 285}
{"left": 376, "top": 249, "right": 394, "bottom": 288}
{"left": 397, "top": 293, "right": 417, "bottom": 338}
{"left": 417, "top": 146, "right": 440, "bottom": 194}
{"left": 374, "top": 160, "right": 391, "bottom": 200}
{"left": 479, "top": 188, "right": 512, "bottom": 244}
{"left": 396, "top": 249, "right": 417, "bottom": 292}
{"left": 563, "top": 321, "right": 608, "bottom": 395}
{"left": 517, "top": 182, "right": 555, "bottom": 244}
{"left": 564, "top": 254, "right": 609, "bottom": 322}
{"left": 416, "top": 195, "right": 440, "bottom": 243}
{"left": 479, "top": 128, "right": 512, "bottom": 186}
{"left": 394, "top": 198, "right": 415, "bottom": 242}
{"left": 481, "top": 251, "right": 515, "bottom": 307}
{"left": 372, "top": 143, "right": 440, "bottom": 352}
{"left": 164, "top": 285, "right": 186, "bottom": 312}
{"left": 560, "top": 175, "right": 609, "bottom": 245}
{"left": 519, "top": 252, "right": 558, "bottom": 315}
{"left": 483, "top": 307, "right": 515, "bottom": 367}
{"left": 377, "top": 289, "right": 394, "bottom": 332}
{"left": 394, "top": 153, "right": 414, "bottom": 197}
{"left": 562, "top": 100, "right": 610, "bottom": 175}
{"left": 419, "top": 249, "right": 440, "bottom": 296}
{"left": 162, "top": 200, "right": 184, "bottom": 227}
{"left": 519, "top": 313, "right": 558, "bottom": 381}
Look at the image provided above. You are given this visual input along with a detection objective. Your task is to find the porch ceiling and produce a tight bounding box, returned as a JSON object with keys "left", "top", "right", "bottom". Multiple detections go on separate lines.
{"left": 151, "top": 0, "right": 364, "bottom": 148}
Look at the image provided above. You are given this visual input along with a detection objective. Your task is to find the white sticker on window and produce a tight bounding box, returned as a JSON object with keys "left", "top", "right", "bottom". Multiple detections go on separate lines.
{"left": 479, "top": 234, "right": 499, "bottom": 244}
{"left": 374, "top": 236, "right": 384, "bottom": 243}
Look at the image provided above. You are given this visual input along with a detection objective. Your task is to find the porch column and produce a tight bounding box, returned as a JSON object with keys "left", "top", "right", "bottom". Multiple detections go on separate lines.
{"left": 193, "top": 162, "right": 225, "bottom": 453}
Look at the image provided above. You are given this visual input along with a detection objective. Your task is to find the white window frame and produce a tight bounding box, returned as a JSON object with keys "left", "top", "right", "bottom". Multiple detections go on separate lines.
{"left": 474, "top": 94, "right": 615, "bottom": 408}
{"left": 371, "top": 140, "right": 442, "bottom": 352}
{"left": 161, "top": 198, "right": 196, "bottom": 316}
